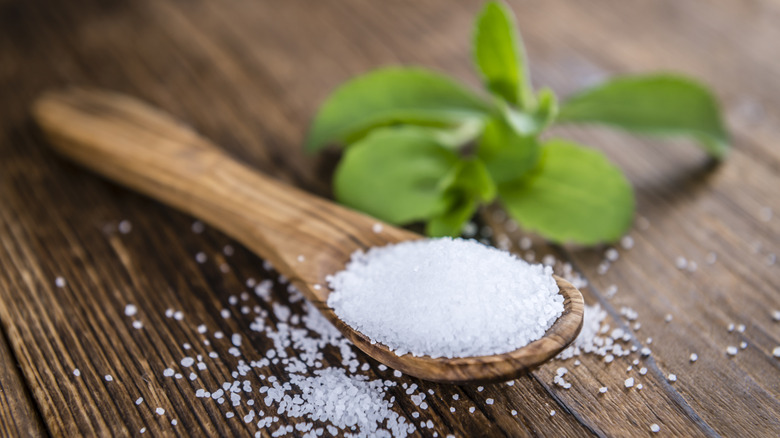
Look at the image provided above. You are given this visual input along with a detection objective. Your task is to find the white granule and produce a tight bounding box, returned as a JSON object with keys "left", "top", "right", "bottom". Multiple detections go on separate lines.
{"left": 171, "top": 419, "right": 177, "bottom": 426}
{"left": 181, "top": 357, "right": 195, "bottom": 367}
{"left": 620, "top": 235, "right": 634, "bottom": 250}
{"left": 156, "top": 407, "right": 165, "bottom": 416}
{"left": 231, "top": 334, "right": 242, "bottom": 347}
{"left": 223, "top": 245, "right": 234, "bottom": 256}
{"left": 650, "top": 423, "right": 660, "bottom": 433}
{"left": 140, "top": 427, "right": 146, "bottom": 434}
{"left": 221, "top": 309, "right": 231, "bottom": 319}
{"left": 191, "top": 221, "right": 205, "bottom": 233}
{"left": 639, "top": 367, "right": 647, "bottom": 375}
{"left": 72, "top": 368, "right": 80, "bottom": 377}
{"left": 173, "top": 311, "right": 184, "bottom": 321}
{"left": 736, "top": 324, "right": 746, "bottom": 333}
{"left": 690, "top": 353, "right": 698, "bottom": 362}
{"left": 605, "top": 248, "right": 619, "bottom": 262}
{"left": 118, "top": 220, "right": 132, "bottom": 234}
{"left": 104, "top": 375, "right": 113, "bottom": 382}
{"left": 668, "top": 374, "right": 677, "bottom": 382}
{"left": 549, "top": 410, "right": 555, "bottom": 416}
{"left": 125, "top": 304, "right": 137, "bottom": 317}
{"left": 486, "top": 398, "right": 494, "bottom": 405}
{"left": 135, "top": 397, "right": 143, "bottom": 405}
{"left": 772, "top": 310, "right": 780, "bottom": 322}
{"left": 372, "top": 223, "right": 383, "bottom": 234}
{"left": 773, "top": 347, "right": 780, "bottom": 358}
{"left": 278, "top": 368, "right": 413, "bottom": 437}
{"left": 665, "top": 314, "right": 673, "bottom": 322}
{"left": 452, "top": 394, "right": 459, "bottom": 400}
{"left": 55, "top": 276, "right": 66, "bottom": 288}
{"left": 195, "top": 252, "right": 207, "bottom": 263}
{"left": 132, "top": 321, "right": 143, "bottom": 330}
{"left": 511, "top": 409, "right": 517, "bottom": 416}
{"left": 624, "top": 378, "right": 634, "bottom": 388}
{"left": 327, "top": 238, "right": 563, "bottom": 358}
{"left": 675, "top": 257, "right": 687, "bottom": 270}
{"left": 599, "top": 387, "right": 607, "bottom": 394}
{"left": 163, "top": 368, "right": 174, "bottom": 377}
{"left": 726, "top": 346, "right": 738, "bottom": 356}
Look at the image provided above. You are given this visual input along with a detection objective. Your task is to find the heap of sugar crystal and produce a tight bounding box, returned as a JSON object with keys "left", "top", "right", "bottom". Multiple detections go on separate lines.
{"left": 326, "top": 238, "right": 564, "bottom": 358}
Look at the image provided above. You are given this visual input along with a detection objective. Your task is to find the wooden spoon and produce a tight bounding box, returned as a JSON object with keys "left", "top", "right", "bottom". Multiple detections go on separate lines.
{"left": 32, "top": 89, "right": 584, "bottom": 384}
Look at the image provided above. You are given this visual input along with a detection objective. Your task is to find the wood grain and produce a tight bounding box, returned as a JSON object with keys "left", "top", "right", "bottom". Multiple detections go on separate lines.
{"left": 0, "top": 326, "right": 46, "bottom": 437}
{"left": 0, "top": 0, "right": 778, "bottom": 436}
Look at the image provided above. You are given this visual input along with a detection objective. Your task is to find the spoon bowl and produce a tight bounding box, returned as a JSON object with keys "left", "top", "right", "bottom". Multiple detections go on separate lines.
{"left": 33, "top": 89, "right": 584, "bottom": 384}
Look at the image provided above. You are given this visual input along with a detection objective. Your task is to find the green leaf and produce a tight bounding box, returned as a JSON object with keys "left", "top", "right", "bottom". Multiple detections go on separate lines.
{"left": 426, "top": 196, "right": 478, "bottom": 237}
{"left": 473, "top": 1, "right": 534, "bottom": 109}
{"left": 444, "top": 158, "right": 497, "bottom": 202}
{"left": 305, "top": 68, "right": 492, "bottom": 152}
{"left": 499, "top": 139, "right": 634, "bottom": 244}
{"left": 333, "top": 127, "right": 460, "bottom": 224}
{"left": 557, "top": 74, "right": 729, "bottom": 158}
{"left": 477, "top": 117, "right": 540, "bottom": 186}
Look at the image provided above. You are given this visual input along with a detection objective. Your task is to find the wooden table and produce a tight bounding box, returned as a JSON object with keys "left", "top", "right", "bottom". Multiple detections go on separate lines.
{"left": 1, "top": 0, "right": 778, "bottom": 436}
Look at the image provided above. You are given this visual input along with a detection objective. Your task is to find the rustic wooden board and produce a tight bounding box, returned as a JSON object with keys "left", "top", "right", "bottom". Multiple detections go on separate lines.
{"left": 0, "top": 0, "right": 778, "bottom": 436}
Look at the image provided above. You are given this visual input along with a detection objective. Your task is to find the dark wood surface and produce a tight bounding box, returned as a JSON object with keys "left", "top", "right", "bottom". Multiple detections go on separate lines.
{"left": 0, "top": 0, "right": 778, "bottom": 436}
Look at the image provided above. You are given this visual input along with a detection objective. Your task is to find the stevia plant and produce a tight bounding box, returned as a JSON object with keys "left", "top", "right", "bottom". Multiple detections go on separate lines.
{"left": 305, "top": 1, "right": 729, "bottom": 245}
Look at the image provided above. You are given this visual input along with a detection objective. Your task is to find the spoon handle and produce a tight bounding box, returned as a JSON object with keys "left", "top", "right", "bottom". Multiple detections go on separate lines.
{"left": 32, "top": 89, "right": 413, "bottom": 303}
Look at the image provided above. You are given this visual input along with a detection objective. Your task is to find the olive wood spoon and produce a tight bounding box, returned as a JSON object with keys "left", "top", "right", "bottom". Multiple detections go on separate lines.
{"left": 33, "top": 89, "right": 584, "bottom": 384}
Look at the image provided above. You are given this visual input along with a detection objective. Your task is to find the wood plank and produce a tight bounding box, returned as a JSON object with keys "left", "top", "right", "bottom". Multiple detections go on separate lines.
{"left": 0, "top": 326, "right": 46, "bottom": 437}
{"left": 0, "top": 0, "right": 778, "bottom": 436}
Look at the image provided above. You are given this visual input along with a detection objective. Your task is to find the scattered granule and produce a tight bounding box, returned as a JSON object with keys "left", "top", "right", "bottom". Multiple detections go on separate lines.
{"left": 125, "top": 304, "right": 138, "bottom": 317}
{"left": 599, "top": 387, "right": 607, "bottom": 394}
{"left": 690, "top": 353, "right": 698, "bottom": 362}
{"left": 181, "top": 357, "right": 195, "bottom": 367}
{"left": 156, "top": 407, "right": 165, "bottom": 416}
{"left": 135, "top": 397, "right": 143, "bottom": 405}
{"left": 140, "top": 427, "right": 146, "bottom": 434}
{"left": 191, "top": 221, "right": 205, "bottom": 233}
{"left": 650, "top": 423, "right": 660, "bottom": 433}
{"left": 452, "top": 394, "right": 459, "bottom": 400}
{"left": 469, "top": 407, "right": 475, "bottom": 413}
{"left": 372, "top": 223, "right": 383, "bottom": 234}
{"left": 665, "top": 314, "right": 673, "bottom": 323}
{"left": 55, "top": 276, "right": 66, "bottom": 288}
{"left": 773, "top": 347, "right": 780, "bottom": 358}
{"left": 675, "top": 257, "right": 687, "bottom": 270}
{"left": 223, "top": 245, "right": 234, "bottom": 256}
{"left": 726, "top": 346, "right": 738, "bottom": 356}
{"left": 486, "top": 398, "right": 494, "bottom": 405}
{"left": 73, "top": 369, "right": 80, "bottom": 377}
{"left": 624, "top": 378, "right": 634, "bottom": 388}
{"left": 636, "top": 384, "right": 643, "bottom": 390}
{"left": 327, "top": 238, "right": 563, "bottom": 358}
{"left": 297, "top": 255, "right": 305, "bottom": 262}
{"left": 639, "top": 367, "right": 647, "bottom": 375}
{"left": 605, "top": 248, "right": 619, "bottom": 262}
{"left": 195, "top": 252, "right": 207, "bottom": 263}
{"left": 511, "top": 409, "right": 517, "bottom": 416}
{"left": 163, "top": 368, "right": 174, "bottom": 377}
{"left": 728, "top": 323, "right": 735, "bottom": 332}
{"left": 132, "top": 321, "right": 143, "bottom": 329}
{"left": 668, "top": 374, "right": 677, "bottom": 382}
{"left": 231, "top": 334, "right": 242, "bottom": 347}
{"left": 104, "top": 375, "right": 113, "bottom": 382}
{"left": 118, "top": 220, "right": 132, "bottom": 234}
{"left": 221, "top": 309, "right": 231, "bottom": 319}
{"left": 477, "top": 386, "right": 484, "bottom": 392}
{"left": 736, "top": 324, "right": 746, "bottom": 333}
{"left": 549, "top": 410, "right": 555, "bottom": 416}
{"left": 740, "top": 342, "right": 747, "bottom": 349}
{"left": 173, "top": 311, "right": 184, "bottom": 321}
{"left": 620, "top": 236, "right": 634, "bottom": 250}
{"left": 171, "top": 419, "right": 178, "bottom": 426}
{"left": 449, "top": 407, "right": 455, "bottom": 413}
